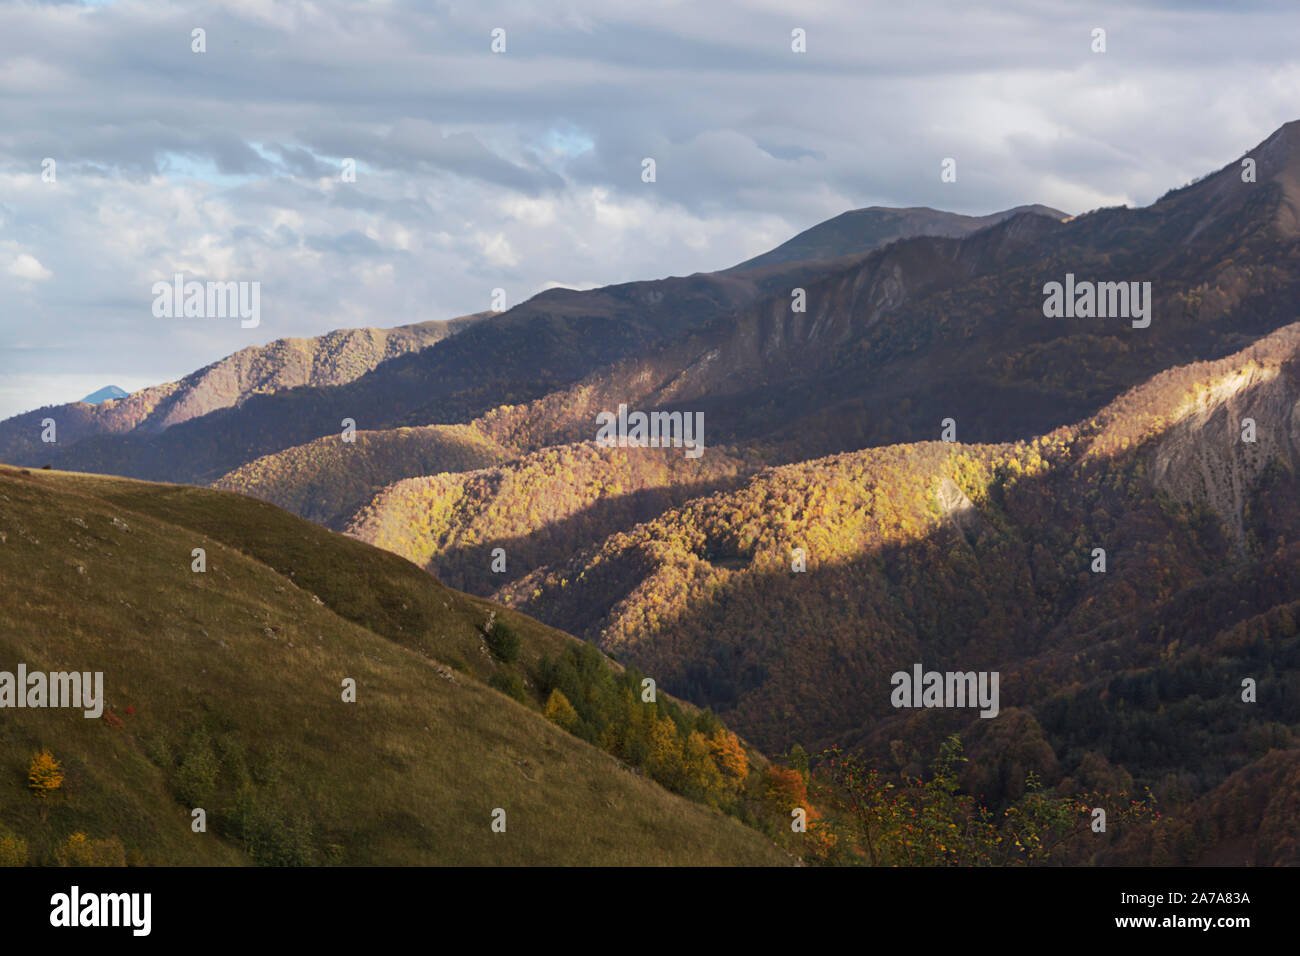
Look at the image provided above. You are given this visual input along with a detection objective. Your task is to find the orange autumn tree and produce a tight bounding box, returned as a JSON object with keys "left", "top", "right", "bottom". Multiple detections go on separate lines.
{"left": 709, "top": 728, "right": 749, "bottom": 785}
{"left": 765, "top": 765, "right": 837, "bottom": 859}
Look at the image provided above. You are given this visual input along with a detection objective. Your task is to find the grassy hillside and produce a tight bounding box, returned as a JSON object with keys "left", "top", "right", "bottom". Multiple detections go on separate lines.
{"left": 213, "top": 423, "right": 516, "bottom": 530}
{"left": 0, "top": 466, "right": 791, "bottom": 866}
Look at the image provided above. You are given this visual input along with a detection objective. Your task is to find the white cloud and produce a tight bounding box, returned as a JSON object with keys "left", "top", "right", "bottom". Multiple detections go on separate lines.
{"left": 0, "top": 0, "right": 1296, "bottom": 419}
{"left": 8, "top": 253, "right": 51, "bottom": 281}
{"left": 477, "top": 232, "right": 520, "bottom": 268}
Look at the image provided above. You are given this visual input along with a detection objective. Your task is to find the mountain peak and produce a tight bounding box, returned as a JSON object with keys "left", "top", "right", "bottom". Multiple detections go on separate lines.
{"left": 726, "top": 203, "right": 1067, "bottom": 273}
{"left": 1147, "top": 119, "right": 1300, "bottom": 242}
{"left": 79, "top": 385, "right": 129, "bottom": 405}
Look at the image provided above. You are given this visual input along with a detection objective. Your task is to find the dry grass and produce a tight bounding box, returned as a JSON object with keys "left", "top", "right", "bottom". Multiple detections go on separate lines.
{"left": 0, "top": 466, "right": 789, "bottom": 866}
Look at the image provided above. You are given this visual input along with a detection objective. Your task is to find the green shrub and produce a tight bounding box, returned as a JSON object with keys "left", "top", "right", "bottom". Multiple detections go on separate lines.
{"left": 485, "top": 620, "right": 521, "bottom": 663}
{"left": 488, "top": 669, "right": 530, "bottom": 704}
{"left": 214, "top": 732, "right": 252, "bottom": 789}
{"left": 223, "top": 789, "right": 317, "bottom": 866}
{"left": 173, "top": 732, "right": 221, "bottom": 807}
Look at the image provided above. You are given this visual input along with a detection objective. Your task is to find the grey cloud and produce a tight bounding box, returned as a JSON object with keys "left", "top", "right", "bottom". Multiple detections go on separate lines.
{"left": 305, "top": 230, "right": 392, "bottom": 257}
{"left": 0, "top": 0, "right": 1296, "bottom": 418}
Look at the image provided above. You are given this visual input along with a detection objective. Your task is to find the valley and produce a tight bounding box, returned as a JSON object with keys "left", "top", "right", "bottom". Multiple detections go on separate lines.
{"left": 6, "top": 121, "right": 1300, "bottom": 866}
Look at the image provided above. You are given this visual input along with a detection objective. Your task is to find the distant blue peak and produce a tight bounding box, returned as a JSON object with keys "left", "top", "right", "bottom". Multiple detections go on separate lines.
{"left": 80, "top": 385, "right": 129, "bottom": 405}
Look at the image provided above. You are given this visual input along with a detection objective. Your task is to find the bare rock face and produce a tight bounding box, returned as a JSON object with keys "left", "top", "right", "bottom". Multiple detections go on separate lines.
{"left": 1150, "top": 361, "right": 1300, "bottom": 552}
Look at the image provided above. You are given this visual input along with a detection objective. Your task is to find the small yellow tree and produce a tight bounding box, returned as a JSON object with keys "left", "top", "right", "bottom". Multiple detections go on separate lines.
{"left": 682, "top": 730, "right": 727, "bottom": 806}
{"left": 28, "top": 749, "right": 63, "bottom": 799}
{"left": 56, "top": 832, "right": 126, "bottom": 867}
{"left": 543, "top": 689, "right": 579, "bottom": 732}
{"left": 647, "top": 716, "right": 684, "bottom": 790}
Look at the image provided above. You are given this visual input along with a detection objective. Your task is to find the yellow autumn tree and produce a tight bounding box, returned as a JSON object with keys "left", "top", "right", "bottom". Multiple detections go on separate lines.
{"left": 647, "top": 716, "right": 684, "bottom": 790}
{"left": 543, "top": 688, "right": 579, "bottom": 732}
{"left": 682, "top": 730, "right": 727, "bottom": 806}
{"left": 55, "top": 832, "right": 127, "bottom": 867}
{"left": 28, "top": 749, "right": 63, "bottom": 799}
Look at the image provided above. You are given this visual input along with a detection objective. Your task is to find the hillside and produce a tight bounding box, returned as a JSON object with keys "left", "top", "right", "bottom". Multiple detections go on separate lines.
{"left": 0, "top": 315, "right": 480, "bottom": 467}
{"left": 204, "top": 121, "right": 1300, "bottom": 543}
{"left": 213, "top": 423, "right": 517, "bottom": 530}
{"left": 6, "top": 123, "right": 1300, "bottom": 867}
{"left": 470, "top": 321, "right": 1300, "bottom": 866}
{"left": 346, "top": 441, "right": 756, "bottom": 594}
{"left": 0, "top": 466, "right": 791, "bottom": 866}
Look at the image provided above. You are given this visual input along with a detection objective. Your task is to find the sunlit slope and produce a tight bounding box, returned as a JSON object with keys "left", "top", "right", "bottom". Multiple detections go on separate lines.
{"left": 213, "top": 423, "right": 516, "bottom": 529}
{"left": 0, "top": 317, "right": 478, "bottom": 466}
{"left": 497, "top": 323, "right": 1300, "bottom": 794}
{"left": 347, "top": 442, "right": 753, "bottom": 595}
{"left": 0, "top": 466, "right": 789, "bottom": 866}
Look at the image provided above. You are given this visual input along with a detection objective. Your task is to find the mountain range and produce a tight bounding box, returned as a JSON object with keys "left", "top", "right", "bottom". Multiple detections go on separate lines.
{"left": 5, "top": 120, "right": 1300, "bottom": 865}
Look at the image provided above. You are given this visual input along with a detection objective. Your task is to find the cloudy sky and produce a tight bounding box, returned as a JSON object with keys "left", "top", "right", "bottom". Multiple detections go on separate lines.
{"left": 1, "top": 0, "right": 1297, "bottom": 419}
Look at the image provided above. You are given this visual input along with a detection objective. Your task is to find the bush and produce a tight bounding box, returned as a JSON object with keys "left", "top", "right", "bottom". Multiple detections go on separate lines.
{"left": 214, "top": 733, "right": 252, "bottom": 789}
{"left": 0, "top": 831, "right": 28, "bottom": 867}
{"left": 55, "top": 832, "right": 126, "bottom": 867}
{"left": 488, "top": 669, "right": 530, "bottom": 704}
{"left": 173, "top": 732, "right": 221, "bottom": 807}
{"left": 485, "top": 620, "right": 521, "bottom": 663}
{"left": 223, "top": 789, "right": 317, "bottom": 866}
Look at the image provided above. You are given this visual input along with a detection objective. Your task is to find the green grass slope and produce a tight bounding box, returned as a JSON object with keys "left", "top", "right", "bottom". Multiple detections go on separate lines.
{"left": 0, "top": 466, "right": 790, "bottom": 866}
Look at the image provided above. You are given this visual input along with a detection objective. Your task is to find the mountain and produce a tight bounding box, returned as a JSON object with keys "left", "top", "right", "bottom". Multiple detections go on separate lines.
{"left": 11, "top": 126, "right": 1300, "bottom": 490}
{"left": 0, "top": 315, "right": 481, "bottom": 467}
{"left": 79, "top": 386, "right": 129, "bottom": 405}
{"left": 6, "top": 122, "right": 1300, "bottom": 865}
{"left": 725, "top": 203, "right": 1067, "bottom": 272}
{"left": 470, "top": 119, "right": 1300, "bottom": 465}
{"left": 4, "top": 249, "right": 908, "bottom": 483}
{"left": 466, "top": 321, "right": 1300, "bottom": 864}
{"left": 0, "top": 465, "right": 793, "bottom": 866}
{"left": 225, "top": 121, "right": 1300, "bottom": 522}
{"left": 1, "top": 200, "right": 1073, "bottom": 485}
